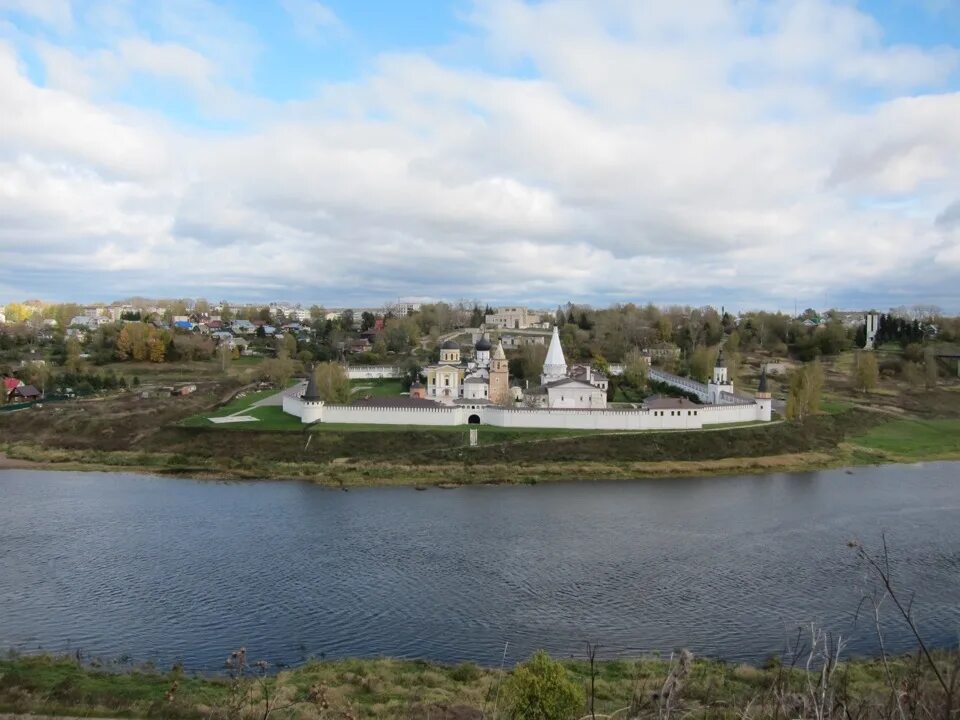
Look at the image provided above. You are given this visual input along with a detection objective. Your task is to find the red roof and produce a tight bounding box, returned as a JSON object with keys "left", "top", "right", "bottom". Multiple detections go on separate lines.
{"left": 3, "top": 377, "right": 22, "bottom": 391}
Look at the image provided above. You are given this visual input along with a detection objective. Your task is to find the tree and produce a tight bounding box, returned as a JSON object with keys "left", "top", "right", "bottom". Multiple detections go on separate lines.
{"left": 688, "top": 346, "right": 716, "bottom": 383}
{"left": 64, "top": 337, "right": 84, "bottom": 374}
{"left": 312, "top": 362, "right": 351, "bottom": 403}
{"left": 309, "top": 305, "right": 326, "bottom": 321}
{"left": 258, "top": 356, "right": 295, "bottom": 387}
{"left": 503, "top": 650, "right": 584, "bottom": 720}
{"left": 851, "top": 351, "right": 879, "bottom": 393}
{"left": 622, "top": 347, "right": 648, "bottom": 388}
{"left": 786, "top": 360, "right": 824, "bottom": 421}
{"left": 3, "top": 302, "right": 34, "bottom": 323}
{"left": 282, "top": 332, "right": 298, "bottom": 358}
{"left": 218, "top": 343, "right": 233, "bottom": 373}
{"left": 147, "top": 336, "right": 166, "bottom": 363}
{"left": 360, "top": 311, "right": 377, "bottom": 332}
{"left": 340, "top": 309, "right": 355, "bottom": 330}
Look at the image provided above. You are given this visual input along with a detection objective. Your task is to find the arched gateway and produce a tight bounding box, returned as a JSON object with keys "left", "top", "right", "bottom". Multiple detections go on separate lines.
{"left": 468, "top": 414, "right": 481, "bottom": 425}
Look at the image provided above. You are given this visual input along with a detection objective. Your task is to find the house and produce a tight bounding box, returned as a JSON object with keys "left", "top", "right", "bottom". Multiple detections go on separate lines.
{"left": 569, "top": 364, "right": 609, "bottom": 392}
{"left": 231, "top": 320, "right": 256, "bottom": 334}
{"left": 3, "top": 377, "right": 24, "bottom": 397}
{"left": 348, "top": 338, "right": 372, "bottom": 354}
{"left": 9, "top": 384, "right": 41, "bottom": 402}
{"left": 173, "top": 320, "right": 196, "bottom": 331}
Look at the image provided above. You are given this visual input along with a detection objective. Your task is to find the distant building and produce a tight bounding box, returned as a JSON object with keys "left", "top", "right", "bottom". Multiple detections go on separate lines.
{"left": 485, "top": 307, "right": 539, "bottom": 330}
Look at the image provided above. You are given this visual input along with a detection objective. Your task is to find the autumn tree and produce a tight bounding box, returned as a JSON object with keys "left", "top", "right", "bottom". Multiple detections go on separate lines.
{"left": 258, "top": 355, "right": 295, "bottom": 387}
{"left": 4, "top": 302, "right": 33, "bottom": 323}
{"left": 688, "top": 346, "right": 717, "bottom": 383}
{"left": 312, "top": 362, "right": 351, "bottom": 403}
{"left": 622, "top": 347, "right": 649, "bottom": 388}
{"left": 147, "top": 336, "right": 166, "bottom": 363}
{"left": 851, "top": 351, "right": 879, "bottom": 393}
{"left": 64, "top": 337, "right": 84, "bottom": 374}
{"left": 786, "top": 360, "right": 824, "bottom": 421}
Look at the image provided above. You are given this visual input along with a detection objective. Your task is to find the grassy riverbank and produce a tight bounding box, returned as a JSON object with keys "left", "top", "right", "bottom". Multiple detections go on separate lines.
{"left": 1, "top": 648, "right": 956, "bottom": 720}
{"left": 1, "top": 377, "right": 959, "bottom": 486}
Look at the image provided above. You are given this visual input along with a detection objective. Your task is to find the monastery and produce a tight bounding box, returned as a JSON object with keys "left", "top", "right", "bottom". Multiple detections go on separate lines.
{"left": 283, "top": 327, "right": 774, "bottom": 430}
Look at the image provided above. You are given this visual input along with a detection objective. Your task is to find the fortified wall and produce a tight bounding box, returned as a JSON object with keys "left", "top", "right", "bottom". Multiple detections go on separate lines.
{"left": 282, "top": 395, "right": 771, "bottom": 429}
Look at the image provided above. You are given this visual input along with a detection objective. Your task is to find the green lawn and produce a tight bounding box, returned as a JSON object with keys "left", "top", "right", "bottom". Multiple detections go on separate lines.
{"left": 180, "top": 381, "right": 299, "bottom": 427}
{"left": 821, "top": 395, "right": 855, "bottom": 415}
{"left": 350, "top": 378, "right": 405, "bottom": 397}
{"left": 852, "top": 418, "right": 960, "bottom": 458}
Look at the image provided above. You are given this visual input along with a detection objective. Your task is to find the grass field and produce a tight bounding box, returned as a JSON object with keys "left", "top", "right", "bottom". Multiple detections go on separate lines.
{"left": 851, "top": 418, "right": 960, "bottom": 459}
{"left": 350, "top": 378, "right": 405, "bottom": 396}
{"left": 0, "top": 650, "right": 953, "bottom": 720}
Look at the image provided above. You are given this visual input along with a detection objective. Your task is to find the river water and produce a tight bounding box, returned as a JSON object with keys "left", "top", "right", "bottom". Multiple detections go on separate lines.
{"left": 1, "top": 464, "right": 958, "bottom": 670}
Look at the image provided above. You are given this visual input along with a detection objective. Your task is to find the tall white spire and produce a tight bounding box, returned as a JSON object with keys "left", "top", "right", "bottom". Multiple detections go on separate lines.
{"left": 541, "top": 325, "right": 567, "bottom": 384}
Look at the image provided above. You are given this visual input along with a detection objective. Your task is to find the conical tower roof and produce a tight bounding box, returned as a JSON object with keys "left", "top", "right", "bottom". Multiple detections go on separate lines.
{"left": 542, "top": 325, "right": 567, "bottom": 380}
{"left": 492, "top": 341, "right": 506, "bottom": 361}
{"left": 303, "top": 367, "right": 322, "bottom": 401}
{"left": 715, "top": 346, "right": 725, "bottom": 367}
{"left": 757, "top": 366, "right": 768, "bottom": 394}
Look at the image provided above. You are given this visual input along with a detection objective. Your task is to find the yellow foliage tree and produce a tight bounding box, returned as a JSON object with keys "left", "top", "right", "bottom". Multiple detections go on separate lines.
{"left": 4, "top": 302, "right": 34, "bottom": 323}
{"left": 147, "top": 336, "right": 166, "bottom": 363}
{"left": 312, "top": 362, "right": 351, "bottom": 403}
{"left": 786, "top": 360, "right": 824, "bottom": 421}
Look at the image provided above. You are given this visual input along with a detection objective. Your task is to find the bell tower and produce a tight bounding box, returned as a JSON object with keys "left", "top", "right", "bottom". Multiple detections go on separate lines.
{"left": 489, "top": 341, "right": 510, "bottom": 405}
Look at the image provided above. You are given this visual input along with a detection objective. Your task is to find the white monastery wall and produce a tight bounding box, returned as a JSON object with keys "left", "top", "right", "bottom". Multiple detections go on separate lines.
{"left": 345, "top": 365, "right": 403, "bottom": 380}
{"left": 322, "top": 404, "right": 465, "bottom": 426}
{"left": 284, "top": 396, "right": 767, "bottom": 428}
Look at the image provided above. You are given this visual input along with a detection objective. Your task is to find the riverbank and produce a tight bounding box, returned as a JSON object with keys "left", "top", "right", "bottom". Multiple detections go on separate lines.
{"left": 1, "top": 649, "right": 954, "bottom": 720}
{"left": 2, "top": 413, "right": 959, "bottom": 487}
{"left": 2, "top": 375, "right": 959, "bottom": 487}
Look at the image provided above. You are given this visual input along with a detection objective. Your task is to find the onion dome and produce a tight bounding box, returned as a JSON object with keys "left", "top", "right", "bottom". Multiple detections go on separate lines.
{"left": 475, "top": 337, "right": 492, "bottom": 351}
{"left": 715, "top": 347, "right": 726, "bottom": 367}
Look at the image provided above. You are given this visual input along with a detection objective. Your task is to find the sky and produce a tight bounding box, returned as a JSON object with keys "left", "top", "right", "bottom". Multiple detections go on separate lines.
{"left": 0, "top": 0, "right": 959, "bottom": 312}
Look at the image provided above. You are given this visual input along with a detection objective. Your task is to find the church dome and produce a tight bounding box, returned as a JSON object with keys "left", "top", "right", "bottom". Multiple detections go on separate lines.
{"left": 441, "top": 340, "right": 459, "bottom": 350}
{"left": 475, "top": 337, "right": 492, "bottom": 351}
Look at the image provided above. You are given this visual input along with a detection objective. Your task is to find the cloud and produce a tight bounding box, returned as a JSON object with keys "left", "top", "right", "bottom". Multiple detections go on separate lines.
{"left": 0, "top": 0, "right": 72, "bottom": 32}
{"left": 279, "top": 0, "right": 343, "bottom": 39}
{"left": 0, "top": 0, "right": 958, "bottom": 310}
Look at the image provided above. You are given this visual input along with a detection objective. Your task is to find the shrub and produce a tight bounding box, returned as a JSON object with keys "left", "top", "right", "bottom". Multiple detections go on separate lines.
{"left": 503, "top": 651, "right": 584, "bottom": 720}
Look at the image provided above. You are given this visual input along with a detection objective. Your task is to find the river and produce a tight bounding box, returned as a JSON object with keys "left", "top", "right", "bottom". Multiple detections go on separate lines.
{"left": 1, "top": 464, "right": 958, "bottom": 670}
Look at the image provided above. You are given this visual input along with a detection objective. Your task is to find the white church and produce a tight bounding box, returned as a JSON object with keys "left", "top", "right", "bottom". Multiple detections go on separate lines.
{"left": 283, "top": 326, "right": 774, "bottom": 430}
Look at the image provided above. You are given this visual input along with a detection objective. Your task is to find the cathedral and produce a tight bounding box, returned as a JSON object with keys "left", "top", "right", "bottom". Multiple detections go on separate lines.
{"left": 422, "top": 326, "right": 607, "bottom": 410}
{"left": 423, "top": 336, "right": 510, "bottom": 405}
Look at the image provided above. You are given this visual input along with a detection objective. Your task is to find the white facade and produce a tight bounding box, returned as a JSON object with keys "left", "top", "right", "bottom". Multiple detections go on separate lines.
{"left": 344, "top": 365, "right": 404, "bottom": 379}
{"left": 282, "top": 394, "right": 769, "bottom": 429}
{"left": 546, "top": 379, "right": 607, "bottom": 409}
{"left": 485, "top": 306, "right": 538, "bottom": 330}
{"left": 462, "top": 378, "right": 490, "bottom": 400}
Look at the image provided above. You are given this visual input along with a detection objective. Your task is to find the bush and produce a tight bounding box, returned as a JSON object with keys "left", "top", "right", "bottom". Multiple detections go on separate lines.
{"left": 503, "top": 651, "right": 584, "bottom": 720}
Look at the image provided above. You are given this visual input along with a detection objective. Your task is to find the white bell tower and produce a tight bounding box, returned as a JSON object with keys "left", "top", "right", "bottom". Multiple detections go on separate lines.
{"left": 707, "top": 347, "right": 734, "bottom": 404}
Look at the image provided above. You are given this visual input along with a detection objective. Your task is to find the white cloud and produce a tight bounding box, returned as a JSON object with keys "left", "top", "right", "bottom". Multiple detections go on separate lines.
{"left": 0, "top": 0, "right": 959, "bottom": 308}
{"left": 0, "top": 0, "right": 72, "bottom": 32}
{"left": 279, "top": 0, "right": 343, "bottom": 39}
